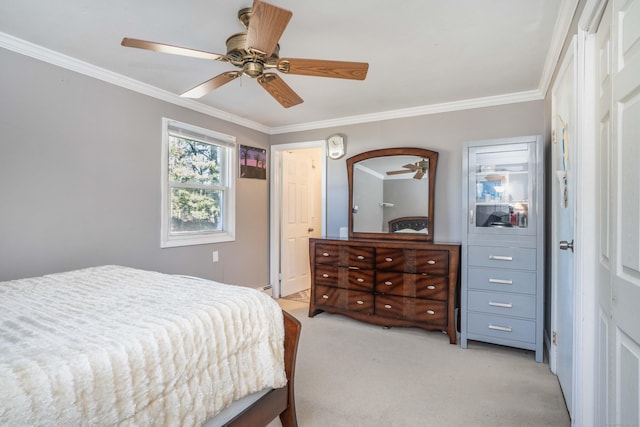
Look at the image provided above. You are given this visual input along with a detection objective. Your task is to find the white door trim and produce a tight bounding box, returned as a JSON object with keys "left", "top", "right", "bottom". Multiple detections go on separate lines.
{"left": 269, "top": 141, "right": 326, "bottom": 298}
{"left": 571, "top": 1, "right": 608, "bottom": 424}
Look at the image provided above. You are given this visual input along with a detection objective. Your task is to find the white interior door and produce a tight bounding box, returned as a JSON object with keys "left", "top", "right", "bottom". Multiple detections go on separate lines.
{"left": 280, "top": 148, "right": 322, "bottom": 297}
{"left": 550, "top": 36, "right": 577, "bottom": 418}
{"left": 595, "top": 1, "right": 640, "bottom": 424}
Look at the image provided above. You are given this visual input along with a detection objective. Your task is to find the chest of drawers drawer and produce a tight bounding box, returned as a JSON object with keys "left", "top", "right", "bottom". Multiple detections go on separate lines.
{"left": 376, "top": 248, "right": 448, "bottom": 275}
{"left": 467, "top": 290, "right": 536, "bottom": 319}
{"left": 468, "top": 246, "right": 536, "bottom": 271}
{"left": 315, "top": 244, "right": 374, "bottom": 269}
{"left": 375, "top": 295, "right": 447, "bottom": 326}
{"left": 314, "top": 265, "right": 374, "bottom": 291}
{"left": 313, "top": 285, "right": 374, "bottom": 314}
{"left": 466, "top": 312, "right": 536, "bottom": 344}
{"left": 375, "top": 272, "right": 448, "bottom": 301}
{"left": 467, "top": 267, "right": 536, "bottom": 294}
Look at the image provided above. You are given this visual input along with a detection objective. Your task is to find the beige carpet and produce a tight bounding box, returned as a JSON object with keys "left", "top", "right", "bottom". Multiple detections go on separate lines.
{"left": 270, "top": 298, "right": 570, "bottom": 427}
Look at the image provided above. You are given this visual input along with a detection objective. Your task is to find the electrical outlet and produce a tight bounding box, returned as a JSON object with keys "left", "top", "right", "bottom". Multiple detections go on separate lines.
{"left": 212, "top": 251, "right": 219, "bottom": 263}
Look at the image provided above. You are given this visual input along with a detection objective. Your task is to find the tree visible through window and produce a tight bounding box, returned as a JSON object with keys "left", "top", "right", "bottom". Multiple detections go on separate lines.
{"left": 169, "top": 138, "right": 222, "bottom": 232}
{"left": 161, "top": 119, "right": 236, "bottom": 247}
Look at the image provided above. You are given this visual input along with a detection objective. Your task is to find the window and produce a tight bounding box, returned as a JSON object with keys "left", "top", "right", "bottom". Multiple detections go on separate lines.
{"left": 161, "top": 118, "right": 236, "bottom": 247}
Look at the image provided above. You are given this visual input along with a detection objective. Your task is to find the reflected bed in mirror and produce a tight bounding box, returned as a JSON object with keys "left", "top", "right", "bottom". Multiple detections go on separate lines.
{"left": 347, "top": 147, "right": 438, "bottom": 241}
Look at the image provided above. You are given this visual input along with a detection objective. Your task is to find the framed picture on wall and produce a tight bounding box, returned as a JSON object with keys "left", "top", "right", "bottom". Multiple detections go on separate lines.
{"left": 239, "top": 145, "right": 267, "bottom": 179}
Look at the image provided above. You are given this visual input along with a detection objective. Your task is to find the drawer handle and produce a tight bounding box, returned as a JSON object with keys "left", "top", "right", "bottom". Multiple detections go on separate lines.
{"left": 489, "top": 301, "right": 513, "bottom": 308}
{"left": 356, "top": 300, "right": 364, "bottom": 305}
{"left": 384, "top": 304, "right": 392, "bottom": 309}
{"left": 489, "top": 255, "right": 513, "bottom": 261}
{"left": 488, "top": 324, "right": 512, "bottom": 332}
{"left": 322, "top": 252, "right": 330, "bottom": 257}
{"left": 322, "top": 294, "right": 329, "bottom": 299}
{"left": 427, "top": 285, "right": 435, "bottom": 290}
{"left": 427, "top": 260, "right": 436, "bottom": 265}
{"left": 357, "top": 278, "right": 364, "bottom": 283}
{"left": 426, "top": 310, "right": 435, "bottom": 315}
{"left": 322, "top": 274, "right": 329, "bottom": 278}
{"left": 385, "top": 257, "right": 393, "bottom": 262}
{"left": 489, "top": 278, "right": 513, "bottom": 285}
{"left": 357, "top": 255, "right": 365, "bottom": 260}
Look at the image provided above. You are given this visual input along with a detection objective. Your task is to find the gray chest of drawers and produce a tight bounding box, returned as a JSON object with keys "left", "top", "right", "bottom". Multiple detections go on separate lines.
{"left": 460, "top": 135, "right": 544, "bottom": 362}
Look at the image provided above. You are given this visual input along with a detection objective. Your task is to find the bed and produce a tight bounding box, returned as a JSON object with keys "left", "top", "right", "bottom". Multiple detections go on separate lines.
{"left": 0, "top": 265, "right": 301, "bottom": 427}
{"left": 388, "top": 216, "right": 429, "bottom": 234}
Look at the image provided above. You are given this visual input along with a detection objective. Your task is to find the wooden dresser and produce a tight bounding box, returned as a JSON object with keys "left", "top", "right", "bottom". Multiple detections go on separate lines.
{"left": 308, "top": 237, "right": 460, "bottom": 344}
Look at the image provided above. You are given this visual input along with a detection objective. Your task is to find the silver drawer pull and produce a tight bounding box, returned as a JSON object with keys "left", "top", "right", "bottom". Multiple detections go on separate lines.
{"left": 356, "top": 300, "right": 364, "bottom": 305}
{"left": 489, "top": 278, "right": 513, "bottom": 285}
{"left": 427, "top": 260, "right": 436, "bottom": 265}
{"left": 322, "top": 294, "right": 329, "bottom": 299}
{"left": 426, "top": 310, "right": 435, "bottom": 315}
{"left": 357, "top": 278, "right": 364, "bottom": 283}
{"left": 357, "top": 255, "right": 365, "bottom": 260}
{"left": 489, "top": 301, "right": 513, "bottom": 308}
{"left": 322, "top": 252, "right": 330, "bottom": 257}
{"left": 488, "top": 324, "right": 512, "bottom": 332}
{"left": 384, "top": 304, "right": 392, "bottom": 309}
{"left": 322, "top": 274, "right": 329, "bottom": 278}
{"left": 489, "top": 255, "right": 513, "bottom": 261}
{"left": 385, "top": 257, "right": 393, "bottom": 262}
{"left": 427, "top": 285, "right": 436, "bottom": 290}
{"left": 385, "top": 281, "right": 393, "bottom": 286}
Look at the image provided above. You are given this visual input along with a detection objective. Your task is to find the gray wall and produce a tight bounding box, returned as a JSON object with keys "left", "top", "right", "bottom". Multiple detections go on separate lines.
{"left": 271, "top": 101, "right": 546, "bottom": 243}
{"left": 0, "top": 48, "right": 270, "bottom": 285}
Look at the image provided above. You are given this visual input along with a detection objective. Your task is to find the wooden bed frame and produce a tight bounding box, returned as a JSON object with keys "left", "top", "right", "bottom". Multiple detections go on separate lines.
{"left": 220, "top": 310, "right": 301, "bottom": 427}
{"left": 388, "top": 216, "right": 429, "bottom": 232}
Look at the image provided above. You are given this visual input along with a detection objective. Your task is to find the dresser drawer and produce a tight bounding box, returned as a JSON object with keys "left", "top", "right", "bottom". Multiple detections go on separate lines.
{"left": 314, "top": 265, "right": 374, "bottom": 291}
{"left": 468, "top": 246, "right": 536, "bottom": 271}
{"left": 375, "top": 295, "right": 447, "bottom": 326}
{"left": 467, "top": 312, "right": 535, "bottom": 344}
{"left": 467, "top": 267, "right": 536, "bottom": 294}
{"left": 314, "top": 244, "right": 374, "bottom": 269}
{"left": 467, "top": 290, "right": 536, "bottom": 319}
{"left": 376, "top": 272, "right": 448, "bottom": 301}
{"left": 314, "top": 285, "right": 374, "bottom": 314}
{"left": 376, "top": 248, "right": 448, "bottom": 275}
{"left": 315, "top": 244, "right": 340, "bottom": 265}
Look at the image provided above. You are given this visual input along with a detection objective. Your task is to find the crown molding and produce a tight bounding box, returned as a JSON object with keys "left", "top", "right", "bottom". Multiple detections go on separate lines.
{"left": 268, "top": 89, "right": 544, "bottom": 134}
{"left": 2, "top": 29, "right": 558, "bottom": 136}
{"left": 538, "top": 0, "right": 581, "bottom": 98}
{"left": 0, "top": 32, "right": 270, "bottom": 134}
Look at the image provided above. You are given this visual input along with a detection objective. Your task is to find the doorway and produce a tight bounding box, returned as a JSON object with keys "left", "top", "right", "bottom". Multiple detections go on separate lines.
{"left": 270, "top": 141, "right": 326, "bottom": 298}
{"left": 550, "top": 35, "right": 577, "bottom": 418}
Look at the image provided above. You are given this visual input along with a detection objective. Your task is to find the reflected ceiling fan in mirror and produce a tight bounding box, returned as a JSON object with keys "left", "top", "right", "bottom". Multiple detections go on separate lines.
{"left": 121, "top": 0, "right": 369, "bottom": 108}
{"left": 386, "top": 158, "right": 429, "bottom": 179}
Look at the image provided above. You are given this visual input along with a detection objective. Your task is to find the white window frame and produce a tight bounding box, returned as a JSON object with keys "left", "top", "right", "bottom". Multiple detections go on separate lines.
{"left": 161, "top": 118, "right": 236, "bottom": 248}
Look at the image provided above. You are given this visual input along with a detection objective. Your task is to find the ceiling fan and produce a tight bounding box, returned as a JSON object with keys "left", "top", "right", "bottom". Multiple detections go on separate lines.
{"left": 386, "top": 158, "right": 429, "bottom": 180}
{"left": 121, "top": 0, "right": 369, "bottom": 108}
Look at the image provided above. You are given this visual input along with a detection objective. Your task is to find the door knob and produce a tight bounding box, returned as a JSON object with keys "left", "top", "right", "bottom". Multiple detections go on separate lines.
{"left": 308, "top": 228, "right": 314, "bottom": 232}
{"left": 559, "top": 240, "right": 574, "bottom": 252}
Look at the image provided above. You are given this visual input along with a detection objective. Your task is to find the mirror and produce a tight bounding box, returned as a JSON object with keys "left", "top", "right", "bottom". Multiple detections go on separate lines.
{"left": 347, "top": 147, "right": 438, "bottom": 241}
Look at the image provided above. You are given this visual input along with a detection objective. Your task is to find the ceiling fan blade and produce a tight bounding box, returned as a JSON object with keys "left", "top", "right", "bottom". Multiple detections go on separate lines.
{"left": 386, "top": 170, "right": 414, "bottom": 175}
{"left": 257, "top": 74, "right": 303, "bottom": 108}
{"left": 276, "top": 58, "right": 369, "bottom": 80}
{"left": 413, "top": 170, "right": 425, "bottom": 180}
{"left": 121, "top": 38, "right": 228, "bottom": 61}
{"left": 246, "top": 0, "right": 292, "bottom": 57}
{"left": 180, "top": 71, "right": 240, "bottom": 98}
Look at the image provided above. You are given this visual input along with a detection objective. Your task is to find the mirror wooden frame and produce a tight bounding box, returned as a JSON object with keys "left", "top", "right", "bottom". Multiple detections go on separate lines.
{"left": 347, "top": 147, "right": 438, "bottom": 241}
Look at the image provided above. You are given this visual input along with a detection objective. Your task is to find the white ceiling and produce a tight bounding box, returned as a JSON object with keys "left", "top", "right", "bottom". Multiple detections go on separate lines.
{"left": 0, "top": 0, "right": 575, "bottom": 133}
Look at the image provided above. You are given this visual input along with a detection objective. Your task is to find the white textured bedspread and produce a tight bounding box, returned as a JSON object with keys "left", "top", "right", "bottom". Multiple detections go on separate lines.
{"left": 0, "top": 265, "right": 286, "bottom": 426}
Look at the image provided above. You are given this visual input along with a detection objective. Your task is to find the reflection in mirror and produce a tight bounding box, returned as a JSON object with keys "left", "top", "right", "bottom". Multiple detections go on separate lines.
{"left": 347, "top": 148, "right": 438, "bottom": 242}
